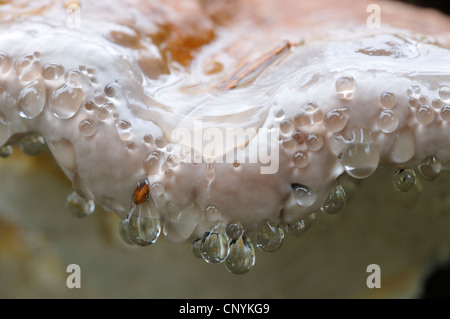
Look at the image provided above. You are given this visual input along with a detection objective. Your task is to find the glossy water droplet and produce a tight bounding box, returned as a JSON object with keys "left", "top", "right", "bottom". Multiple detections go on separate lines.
{"left": 191, "top": 238, "right": 202, "bottom": 258}
{"left": 226, "top": 220, "right": 244, "bottom": 240}
{"left": 306, "top": 134, "right": 323, "bottom": 151}
{"left": 200, "top": 224, "right": 229, "bottom": 263}
{"left": 416, "top": 104, "right": 434, "bottom": 125}
{"left": 293, "top": 151, "right": 308, "bottom": 168}
{"left": 0, "top": 145, "right": 12, "bottom": 158}
{"left": 320, "top": 185, "right": 346, "bottom": 214}
{"left": 432, "top": 99, "right": 443, "bottom": 109}
{"left": 127, "top": 203, "right": 161, "bottom": 246}
{"left": 0, "top": 52, "right": 11, "bottom": 74}
{"left": 205, "top": 205, "right": 220, "bottom": 222}
{"left": 284, "top": 213, "right": 316, "bottom": 235}
{"left": 407, "top": 85, "right": 421, "bottom": 97}
{"left": 380, "top": 91, "right": 396, "bottom": 108}
{"left": 409, "top": 97, "right": 419, "bottom": 108}
{"left": 73, "top": 173, "right": 95, "bottom": 201}
{"left": 155, "top": 136, "right": 167, "bottom": 148}
{"left": 340, "top": 143, "right": 380, "bottom": 178}
{"left": 441, "top": 106, "right": 450, "bottom": 122}
{"left": 117, "top": 119, "right": 132, "bottom": 140}
{"left": 255, "top": 219, "right": 284, "bottom": 252}
{"left": 291, "top": 131, "right": 305, "bottom": 144}
{"left": 167, "top": 154, "right": 180, "bottom": 167}
{"left": 143, "top": 134, "right": 153, "bottom": 144}
{"left": 280, "top": 118, "right": 294, "bottom": 135}
{"left": 50, "top": 84, "right": 84, "bottom": 119}
{"left": 105, "top": 83, "right": 119, "bottom": 98}
{"left": 17, "top": 79, "right": 46, "bottom": 119}
{"left": 143, "top": 151, "right": 162, "bottom": 175}
{"left": 164, "top": 202, "right": 203, "bottom": 243}
{"left": 65, "top": 68, "right": 87, "bottom": 88}
{"left": 274, "top": 108, "right": 285, "bottom": 119}
{"left": 66, "top": 189, "right": 95, "bottom": 218}
{"left": 224, "top": 235, "right": 255, "bottom": 274}
{"left": 15, "top": 53, "right": 41, "bottom": 81}
{"left": 119, "top": 219, "right": 134, "bottom": 245}
{"left": 335, "top": 75, "right": 354, "bottom": 100}
{"left": 19, "top": 133, "right": 46, "bottom": 156}
{"left": 97, "top": 102, "right": 114, "bottom": 120}
{"left": 377, "top": 109, "right": 399, "bottom": 133}
{"left": 150, "top": 182, "right": 164, "bottom": 197}
{"left": 438, "top": 87, "right": 450, "bottom": 101}
{"left": 391, "top": 128, "right": 415, "bottom": 163}
{"left": 324, "top": 108, "right": 348, "bottom": 133}
{"left": 41, "top": 63, "right": 64, "bottom": 80}
{"left": 282, "top": 137, "right": 295, "bottom": 149}
{"left": 392, "top": 169, "right": 416, "bottom": 192}
{"left": 79, "top": 119, "right": 96, "bottom": 137}
{"left": 292, "top": 184, "right": 316, "bottom": 207}
{"left": 93, "top": 90, "right": 106, "bottom": 106}
{"left": 418, "top": 156, "right": 441, "bottom": 180}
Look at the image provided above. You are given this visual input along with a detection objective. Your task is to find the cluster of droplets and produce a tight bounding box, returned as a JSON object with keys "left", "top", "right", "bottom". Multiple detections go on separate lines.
{"left": 407, "top": 85, "right": 450, "bottom": 125}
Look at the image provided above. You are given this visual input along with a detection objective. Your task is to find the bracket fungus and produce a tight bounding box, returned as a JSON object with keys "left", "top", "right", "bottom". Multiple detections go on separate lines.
{"left": 1, "top": 0, "right": 450, "bottom": 297}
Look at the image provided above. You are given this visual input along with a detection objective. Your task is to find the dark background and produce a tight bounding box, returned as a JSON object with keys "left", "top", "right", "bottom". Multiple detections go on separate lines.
{"left": 397, "top": 0, "right": 450, "bottom": 299}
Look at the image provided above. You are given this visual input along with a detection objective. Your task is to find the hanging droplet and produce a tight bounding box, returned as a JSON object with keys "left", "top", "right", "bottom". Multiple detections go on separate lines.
{"left": 320, "top": 185, "right": 346, "bottom": 214}
{"left": 224, "top": 235, "right": 255, "bottom": 274}
{"left": 19, "top": 133, "right": 46, "bottom": 156}
{"left": 255, "top": 219, "right": 284, "bottom": 252}
{"left": 418, "top": 156, "right": 441, "bottom": 180}
{"left": 127, "top": 201, "right": 161, "bottom": 246}
{"left": 163, "top": 202, "right": 203, "bottom": 243}
{"left": 200, "top": 223, "right": 229, "bottom": 263}
{"left": 284, "top": 213, "right": 316, "bottom": 236}
{"left": 340, "top": 143, "right": 380, "bottom": 179}
{"left": 292, "top": 184, "right": 316, "bottom": 207}
{"left": 191, "top": 238, "right": 203, "bottom": 259}
{"left": 17, "top": 79, "right": 46, "bottom": 119}
{"left": 392, "top": 169, "right": 416, "bottom": 192}
{"left": 0, "top": 145, "right": 12, "bottom": 158}
{"left": 335, "top": 75, "right": 354, "bottom": 100}
{"left": 391, "top": 127, "right": 415, "bottom": 164}
{"left": 226, "top": 220, "right": 244, "bottom": 240}
{"left": 119, "top": 219, "right": 134, "bottom": 245}
{"left": 66, "top": 189, "right": 95, "bottom": 218}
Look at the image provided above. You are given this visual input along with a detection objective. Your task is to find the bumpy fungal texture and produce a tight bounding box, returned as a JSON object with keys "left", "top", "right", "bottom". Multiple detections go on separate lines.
{"left": 0, "top": 0, "right": 450, "bottom": 273}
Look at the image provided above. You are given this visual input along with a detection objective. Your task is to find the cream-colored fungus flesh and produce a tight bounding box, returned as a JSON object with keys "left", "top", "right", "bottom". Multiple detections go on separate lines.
{"left": 0, "top": 0, "right": 450, "bottom": 273}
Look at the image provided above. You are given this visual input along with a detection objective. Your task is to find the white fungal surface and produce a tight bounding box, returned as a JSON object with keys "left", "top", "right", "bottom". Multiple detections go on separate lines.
{"left": 0, "top": 0, "right": 450, "bottom": 275}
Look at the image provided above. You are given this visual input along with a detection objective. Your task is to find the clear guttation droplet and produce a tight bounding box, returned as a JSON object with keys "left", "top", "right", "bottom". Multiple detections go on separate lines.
{"left": 163, "top": 202, "right": 203, "bottom": 243}
{"left": 0, "top": 145, "right": 12, "bottom": 158}
{"left": 66, "top": 189, "right": 95, "bottom": 218}
{"left": 226, "top": 220, "right": 244, "bottom": 240}
{"left": 335, "top": 75, "right": 354, "bottom": 100}
{"left": 19, "top": 133, "right": 47, "bottom": 156}
{"left": 340, "top": 143, "right": 380, "bottom": 179}
{"left": 117, "top": 119, "right": 132, "bottom": 140}
{"left": 440, "top": 106, "right": 450, "bottom": 122}
{"left": 377, "top": 109, "right": 399, "bottom": 133}
{"left": 390, "top": 128, "right": 415, "bottom": 164}
{"left": 416, "top": 104, "right": 434, "bottom": 125}
{"left": 280, "top": 118, "right": 294, "bottom": 135}
{"left": 418, "top": 156, "right": 441, "bottom": 180}
{"left": 255, "top": 219, "right": 284, "bottom": 252}
{"left": 155, "top": 136, "right": 167, "bottom": 148}
{"left": 284, "top": 213, "right": 316, "bottom": 235}
{"left": 320, "top": 185, "right": 346, "bottom": 214}
{"left": 205, "top": 205, "right": 220, "bottom": 222}
{"left": 127, "top": 201, "right": 161, "bottom": 246}
{"left": 224, "top": 235, "right": 255, "bottom": 275}
{"left": 306, "top": 134, "right": 323, "bottom": 151}
{"left": 17, "top": 79, "right": 46, "bottom": 119}
{"left": 41, "top": 63, "right": 64, "bottom": 80}
{"left": 438, "top": 87, "right": 450, "bottom": 101}
{"left": 407, "top": 85, "right": 421, "bottom": 97}
{"left": 200, "top": 224, "right": 229, "bottom": 263}
{"left": 392, "top": 169, "right": 416, "bottom": 192}
{"left": 191, "top": 238, "right": 202, "bottom": 259}
{"left": 431, "top": 99, "right": 443, "bottom": 109}
{"left": 292, "top": 183, "right": 316, "bottom": 207}
{"left": 50, "top": 84, "right": 84, "bottom": 119}
{"left": 150, "top": 182, "right": 164, "bottom": 197}
{"left": 79, "top": 119, "right": 97, "bottom": 137}
{"left": 324, "top": 108, "right": 348, "bottom": 133}
{"left": 119, "top": 219, "right": 134, "bottom": 245}
{"left": 293, "top": 151, "right": 308, "bottom": 168}
{"left": 380, "top": 91, "right": 396, "bottom": 108}
{"left": 143, "top": 151, "right": 162, "bottom": 175}
{"left": 15, "top": 53, "right": 41, "bottom": 81}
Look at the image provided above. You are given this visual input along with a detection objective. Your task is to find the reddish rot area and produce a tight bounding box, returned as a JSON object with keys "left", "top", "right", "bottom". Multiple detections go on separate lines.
{"left": 133, "top": 179, "right": 149, "bottom": 205}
